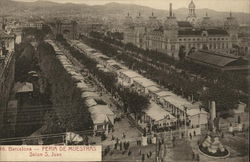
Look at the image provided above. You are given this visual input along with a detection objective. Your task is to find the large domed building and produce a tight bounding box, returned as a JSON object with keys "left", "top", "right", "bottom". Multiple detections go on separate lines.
{"left": 123, "top": 0, "right": 239, "bottom": 59}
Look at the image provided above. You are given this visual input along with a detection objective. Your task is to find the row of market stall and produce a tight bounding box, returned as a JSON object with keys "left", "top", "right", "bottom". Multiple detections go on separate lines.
{"left": 45, "top": 39, "right": 115, "bottom": 135}
{"left": 68, "top": 40, "right": 208, "bottom": 132}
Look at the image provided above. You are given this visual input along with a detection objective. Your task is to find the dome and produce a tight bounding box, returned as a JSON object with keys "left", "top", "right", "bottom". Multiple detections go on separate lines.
{"left": 123, "top": 13, "right": 134, "bottom": 27}
{"left": 163, "top": 16, "right": 178, "bottom": 30}
{"left": 224, "top": 12, "right": 239, "bottom": 30}
{"left": 201, "top": 13, "right": 214, "bottom": 29}
{"left": 147, "top": 13, "right": 160, "bottom": 29}
{"left": 134, "top": 13, "right": 145, "bottom": 27}
{"left": 189, "top": 0, "right": 195, "bottom": 9}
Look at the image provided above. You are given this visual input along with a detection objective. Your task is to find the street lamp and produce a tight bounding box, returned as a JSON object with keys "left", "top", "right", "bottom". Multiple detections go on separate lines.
{"left": 184, "top": 106, "right": 187, "bottom": 140}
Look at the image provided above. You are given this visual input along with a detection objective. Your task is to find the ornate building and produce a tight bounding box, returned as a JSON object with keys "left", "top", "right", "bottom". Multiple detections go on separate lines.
{"left": 186, "top": 0, "right": 198, "bottom": 26}
{"left": 123, "top": 1, "right": 239, "bottom": 59}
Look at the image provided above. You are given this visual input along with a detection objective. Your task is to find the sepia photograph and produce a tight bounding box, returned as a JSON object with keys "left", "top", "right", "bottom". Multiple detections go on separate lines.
{"left": 0, "top": 0, "right": 249, "bottom": 161}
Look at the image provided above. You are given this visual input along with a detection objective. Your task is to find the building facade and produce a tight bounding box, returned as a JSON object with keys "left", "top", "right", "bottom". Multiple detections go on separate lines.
{"left": 123, "top": 1, "right": 239, "bottom": 59}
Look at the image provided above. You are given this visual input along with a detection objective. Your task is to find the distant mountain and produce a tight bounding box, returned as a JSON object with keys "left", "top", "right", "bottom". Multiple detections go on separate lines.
{"left": 1, "top": 0, "right": 249, "bottom": 25}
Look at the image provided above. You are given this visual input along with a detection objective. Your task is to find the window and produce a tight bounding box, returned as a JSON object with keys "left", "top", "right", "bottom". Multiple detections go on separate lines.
{"left": 222, "top": 38, "right": 224, "bottom": 40}
{"left": 171, "top": 44, "right": 175, "bottom": 50}
{"left": 218, "top": 38, "right": 220, "bottom": 41}
{"left": 183, "top": 38, "right": 186, "bottom": 41}
{"left": 179, "top": 39, "right": 182, "bottom": 41}
{"left": 197, "top": 38, "right": 200, "bottom": 41}
{"left": 193, "top": 38, "right": 195, "bottom": 41}
{"left": 188, "top": 38, "right": 191, "bottom": 41}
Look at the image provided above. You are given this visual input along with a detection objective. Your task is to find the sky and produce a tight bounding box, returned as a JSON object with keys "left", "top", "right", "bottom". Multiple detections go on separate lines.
{"left": 13, "top": 0, "right": 250, "bottom": 13}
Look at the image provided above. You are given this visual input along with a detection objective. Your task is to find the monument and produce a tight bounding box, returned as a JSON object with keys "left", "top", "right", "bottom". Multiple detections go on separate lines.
{"left": 198, "top": 101, "right": 230, "bottom": 158}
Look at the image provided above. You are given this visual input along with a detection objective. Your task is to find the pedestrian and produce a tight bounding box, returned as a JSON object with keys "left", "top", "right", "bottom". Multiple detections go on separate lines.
{"left": 128, "top": 150, "right": 131, "bottom": 156}
{"left": 149, "top": 151, "right": 152, "bottom": 157}
{"left": 147, "top": 153, "right": 150, "bottom": 159}
{"left": 142, "top": 154, "right": 145, "bottom": 162}
{"left": 221, "top": 132, "right": 224, "bottom": 138}
{"left": 127, "top": 141, "right": 130, "bottom": 149}
{"left": 114, "top": 143, "right": 117, "bottom": 150}
{"left": 139, "top": 149, "right": 141, "bottom": 155}
{"left": 120, "top": 142, "right": 123, "bottom": 151}
{"left": 192, "top": 152, "right": 195, "bottom": 160}
{"left": 111, "top": 135, "right": 115, "bottom": 141}
{"left": 194, "top": 131, "right": 196, "bottom": 136}
{"left": 189, "top": 133, "right": 192, "bottom": 140}
{"left": 123, "top": 141, "right": 126, "bottom": 150}
{"left": 181, "top": 132, "right": 184, "bottom": 138}
{"left": 123, "top": 132, "right": 126, "bottom": 139}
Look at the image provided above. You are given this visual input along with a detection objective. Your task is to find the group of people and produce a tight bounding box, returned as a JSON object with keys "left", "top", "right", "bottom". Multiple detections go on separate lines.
{"left": 110, "top": 133, "right": 130, "bottom": 151}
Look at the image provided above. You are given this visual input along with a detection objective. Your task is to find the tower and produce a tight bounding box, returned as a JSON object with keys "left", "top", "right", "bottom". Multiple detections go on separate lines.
{"left": 134, "top": 12, "right": 146, "bottom": 48}
{"left": 186, "top": 0, "right": 197, "bottom": 26}
{"left": 163, "top": 3, "right": 178, "bottom": 57}
{"left": 123, "top": 12, "right": 134, "bottom": 28}
{"left": 200, "top": 12, "right": 214, "bottom": 29}
{"left": 224, "top": 11, "right": 239, "bottom": 43}
{"left": 147, "top": 12, "right": 159, "bottom": 31}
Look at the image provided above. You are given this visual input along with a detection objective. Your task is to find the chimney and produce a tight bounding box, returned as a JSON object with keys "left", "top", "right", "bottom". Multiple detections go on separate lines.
{"left": 169, "top": 3, "right": 173, "bottom": 17}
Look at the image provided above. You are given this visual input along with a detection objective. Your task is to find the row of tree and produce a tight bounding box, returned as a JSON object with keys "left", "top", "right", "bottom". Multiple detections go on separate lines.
{"left": 58, "top": 36, "right": 149, "bottom": 119}
{"left": 37, "top": 42, "right": 93, "bottom": 134}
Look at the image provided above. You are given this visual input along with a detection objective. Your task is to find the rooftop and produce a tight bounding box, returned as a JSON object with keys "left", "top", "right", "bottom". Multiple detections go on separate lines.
{"left": 163, "top": 95, "right": 193, "bottom": 112}
{"left": 187, "top": 50, "right": 249, "bottom": 70}
{"left": 89, "top": 105, "right": 114, "bottom": 124}
{"left": 121, "top": 70, "right": 142, "bottom": 78}
{"left": 14, "top": 82, "right": 33, "bottom": 93}
{"left": 133, "top": 77, "right": 157, "bottom": 88}
{"left": 178, "top": 29, "right": 228, "bottom": 36}
{"left": 177, "top": 21, "right": 193, "bottom": 28}
{"left": 145, "top": 102, "right": 176, "bottom": 121}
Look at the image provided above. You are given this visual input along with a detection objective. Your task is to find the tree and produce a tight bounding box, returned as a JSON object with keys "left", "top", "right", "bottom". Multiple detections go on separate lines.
{"left": 178, "top": 45, "right": 186, "bottom": 60}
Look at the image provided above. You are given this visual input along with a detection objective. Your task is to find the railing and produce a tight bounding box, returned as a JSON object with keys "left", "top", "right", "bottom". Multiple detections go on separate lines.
{"left": 0, "top": 52, "right": 14, "bottom": 79}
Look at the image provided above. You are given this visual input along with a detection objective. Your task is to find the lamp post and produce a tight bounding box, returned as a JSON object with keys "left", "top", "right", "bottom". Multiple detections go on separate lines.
{"left": 184, "top": 106, "right": 187, "bottom": 140}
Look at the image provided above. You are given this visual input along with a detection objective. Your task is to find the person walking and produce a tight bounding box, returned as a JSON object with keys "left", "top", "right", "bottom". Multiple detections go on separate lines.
{"left": 189, "top": 133, "right": 192, "bottom": 140}
{"left": 123, "top": 132, "right": 126, "bottom": 139}
{"left": 142, "top": 154, "right": 145, "bottom": 162}
{"left": 128, "top": 150, "right": 131, "bottom": 156}
{"left": 120, "top": 142, "right": 123, "bottom": 151}
{"left": 192, "top": 152, "right": 195, "bottom": 160}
